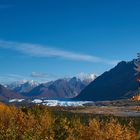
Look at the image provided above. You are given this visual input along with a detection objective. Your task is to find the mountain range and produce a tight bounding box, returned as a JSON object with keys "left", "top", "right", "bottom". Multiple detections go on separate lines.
{"left": 22, "top": 77, "right": 90, "bottom": 98}
{"left": 4, "top": 74, "right": 96, "bottom": 99}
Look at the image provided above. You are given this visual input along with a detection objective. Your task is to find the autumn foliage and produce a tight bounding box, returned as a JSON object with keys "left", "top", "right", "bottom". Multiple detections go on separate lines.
{"left": 0, "top": 103, "right": 139, "bottom": 140}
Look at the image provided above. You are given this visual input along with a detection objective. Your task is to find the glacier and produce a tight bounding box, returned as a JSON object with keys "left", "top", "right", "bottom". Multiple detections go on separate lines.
{"left": 9, "top": 98, "right": 93, "bottom": 106}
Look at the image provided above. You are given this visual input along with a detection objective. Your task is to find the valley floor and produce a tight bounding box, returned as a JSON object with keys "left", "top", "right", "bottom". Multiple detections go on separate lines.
{"left": 0, "top": 102, "right": 140, "bottom": 139}
{"left": 70, "top": 106, "right": 140, "bottom": 117}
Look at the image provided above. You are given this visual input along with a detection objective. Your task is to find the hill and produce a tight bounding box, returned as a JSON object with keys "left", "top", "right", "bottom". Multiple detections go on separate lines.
{"left": 0, "top": 84, "right": 21, "bottom": 101}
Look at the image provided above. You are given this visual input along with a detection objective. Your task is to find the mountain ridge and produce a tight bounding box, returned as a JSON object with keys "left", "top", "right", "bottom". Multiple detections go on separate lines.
{"left": 22, "top": 77, "right": 93, "bottom": 98}
{"left": 75, "top": 60, "right": 140, "bottom": 101}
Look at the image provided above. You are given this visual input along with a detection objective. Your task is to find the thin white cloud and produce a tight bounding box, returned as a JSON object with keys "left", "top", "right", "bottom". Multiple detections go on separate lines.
{"left": 0, "top": 40, "right": 119, "bottom": 65}
{"left": 0, "top": 73, "right": 50, "bottom": 84}
{"left": 4, "top": 74, "right": 23, "bottom": 78}
{"left": 0, "top": 74, "right": 26, "bottom": 84}
{"left": 30, "top": 72, "right": 59, "bottom": 81}
{"left": 31, "top": 72, "right": 48, "bottom": 78}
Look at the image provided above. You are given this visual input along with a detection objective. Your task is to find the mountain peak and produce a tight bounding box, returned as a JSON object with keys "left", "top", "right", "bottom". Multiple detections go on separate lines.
{"left": 7, "top": 80, "right": 39, "bottom": 94}
{"left": 77, "top": 72, "right": 97, "bottom": 82}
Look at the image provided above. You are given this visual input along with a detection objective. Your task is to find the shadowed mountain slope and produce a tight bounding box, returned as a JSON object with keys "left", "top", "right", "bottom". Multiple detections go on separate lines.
{"left": 75, "top": 60, "right": 140, "bottom": 101}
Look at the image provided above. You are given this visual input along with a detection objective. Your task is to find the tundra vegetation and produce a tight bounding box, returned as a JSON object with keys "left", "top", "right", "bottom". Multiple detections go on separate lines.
{"left": 0, "top": 103, "right": 139, "bottom": 140}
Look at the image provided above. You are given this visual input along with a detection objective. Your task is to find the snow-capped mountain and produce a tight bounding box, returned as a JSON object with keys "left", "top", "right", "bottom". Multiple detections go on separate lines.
{"left": 22, "top": 77, "right": 92, "bottom": 98}
{"left": 7, "top": 80, "right": 39, "bottom": 94}
{"left": 6, "top": 73, "right": 97, "bottom": 98}
{"left": 77, "top": 72, "right": 97, "bottom": 82}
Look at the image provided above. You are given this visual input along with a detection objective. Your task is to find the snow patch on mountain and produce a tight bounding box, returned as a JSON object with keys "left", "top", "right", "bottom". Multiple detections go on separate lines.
{"left": 9, "top": 80, "right": 39, "bottom": 88}
{"left": 77, "top": 72, "right": 97, "bottom": 82}
{"left": 7, "top": 80, "right": 39, "bottom": 93}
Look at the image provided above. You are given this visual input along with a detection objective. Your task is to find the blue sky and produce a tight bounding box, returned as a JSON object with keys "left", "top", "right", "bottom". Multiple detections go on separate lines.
{"left": 0, "top": 0, "right": 140, "bottom": 83}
